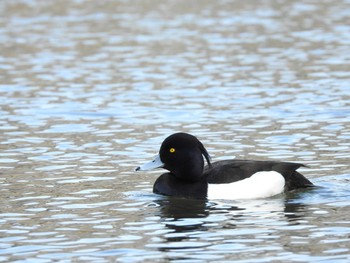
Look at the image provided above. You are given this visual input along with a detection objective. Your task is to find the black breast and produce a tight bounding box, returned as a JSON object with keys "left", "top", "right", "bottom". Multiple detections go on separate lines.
{"left": 153, "top": 173, "right": 208, "bottom": 199}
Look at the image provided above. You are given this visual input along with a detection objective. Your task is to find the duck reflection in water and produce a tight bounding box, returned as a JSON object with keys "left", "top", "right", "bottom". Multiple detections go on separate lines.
{"left": 149, "top": 188, "right": 315, "bottom": 245}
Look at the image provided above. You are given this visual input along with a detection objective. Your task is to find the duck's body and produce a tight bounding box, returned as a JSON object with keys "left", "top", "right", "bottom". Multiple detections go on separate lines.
{"left": 136, "top": 133, "right": 314, "bottom": 200}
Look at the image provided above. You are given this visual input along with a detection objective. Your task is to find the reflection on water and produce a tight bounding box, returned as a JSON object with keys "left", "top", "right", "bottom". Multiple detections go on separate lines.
{"left": 1, "top": 0, "right": 350, "bottom": 262}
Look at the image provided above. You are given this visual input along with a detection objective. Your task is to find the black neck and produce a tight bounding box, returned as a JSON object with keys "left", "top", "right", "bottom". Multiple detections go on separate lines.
{"left": 153, "top": 173, "right": 208, "bottom": 199}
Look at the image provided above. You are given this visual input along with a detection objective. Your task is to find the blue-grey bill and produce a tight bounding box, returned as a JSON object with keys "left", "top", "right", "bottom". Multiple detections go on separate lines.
{"left": 136, "top": 154, "right": 164, "bottom": 171}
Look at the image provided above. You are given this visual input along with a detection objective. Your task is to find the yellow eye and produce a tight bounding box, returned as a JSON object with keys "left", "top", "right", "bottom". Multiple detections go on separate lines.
{"left": 169, "top": 148, "right": 175, "bottom": 153}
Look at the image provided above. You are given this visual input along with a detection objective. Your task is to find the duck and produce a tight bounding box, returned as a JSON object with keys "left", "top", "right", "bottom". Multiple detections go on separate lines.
{"left": 136, "top": 132, "right": 314, "bottom": 200}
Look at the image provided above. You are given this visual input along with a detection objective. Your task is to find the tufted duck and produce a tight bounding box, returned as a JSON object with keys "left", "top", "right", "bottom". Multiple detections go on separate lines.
{"left": 136, "top": 132, "right": 314, "bottom": 199}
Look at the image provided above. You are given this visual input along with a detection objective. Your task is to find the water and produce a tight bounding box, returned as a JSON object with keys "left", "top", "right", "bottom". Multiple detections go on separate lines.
{"left": 1, "top": 0, "right": 350, "bottom": 262}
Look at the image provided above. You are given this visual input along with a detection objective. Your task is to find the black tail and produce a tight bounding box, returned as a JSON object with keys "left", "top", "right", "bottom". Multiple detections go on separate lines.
{"left": 286, "top": 171, "right": 314, "bottom": 191}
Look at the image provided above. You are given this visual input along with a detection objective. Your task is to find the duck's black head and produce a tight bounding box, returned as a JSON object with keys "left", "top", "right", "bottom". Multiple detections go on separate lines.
{"left": 160, "top": 133, "right": 211, "bottom": 181}
{"left": 137, "top": 132, "right": 211, "bottom": 182}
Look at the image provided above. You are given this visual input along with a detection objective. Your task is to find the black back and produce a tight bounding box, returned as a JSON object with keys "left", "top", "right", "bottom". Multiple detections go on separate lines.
{"left": 204, "top": 159, "right": 314, "bottom": 191}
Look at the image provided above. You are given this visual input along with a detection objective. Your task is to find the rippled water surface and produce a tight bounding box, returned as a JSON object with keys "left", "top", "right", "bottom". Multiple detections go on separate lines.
{"left": 1, "top": 0, "right": 350, "bottom": 262}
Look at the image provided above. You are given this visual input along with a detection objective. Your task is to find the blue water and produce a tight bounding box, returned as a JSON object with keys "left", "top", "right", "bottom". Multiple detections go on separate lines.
{"left": 0, "top": 0, "right": 349, "bottom": 262}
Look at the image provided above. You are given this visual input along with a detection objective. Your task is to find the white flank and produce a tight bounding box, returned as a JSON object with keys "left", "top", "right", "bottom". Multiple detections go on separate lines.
{"left": 207, "top": 171, "right": 285, "bottom": 200}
